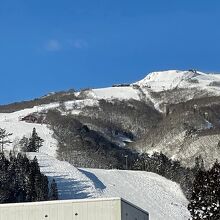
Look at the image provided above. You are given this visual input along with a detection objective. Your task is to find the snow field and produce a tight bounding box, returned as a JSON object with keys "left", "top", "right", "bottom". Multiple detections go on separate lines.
{"left": 89, "top": 86, "right": 141, "bottom": 100}
{"left": 136, "top": 70, "right": 220, "bottom": 95}
{"left": 28, "top": 153, "right": 101, "bottom": 200}
{"left": 0, "top": 108, "right": 191, "bottom": 220}
{"left": 80, "top": 168, "right": 190, "bottom": 220}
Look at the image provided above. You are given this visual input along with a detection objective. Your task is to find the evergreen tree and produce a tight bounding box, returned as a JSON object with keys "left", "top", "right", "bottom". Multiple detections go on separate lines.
{"left": 49, "top": 179, "right": 58, "bottom": 200}
{"left": 19, "top": 136, "right": 29, "bottom": 152}
{"left": 188, "top": 162, "right": 220, "bottom": 220}
{"left": 207, "top": 162, "right": 220, "bottom": 219}
{"left": 27, "top": 128, "right": 44, "bottom": 152}
{"left": 35, "top": 173, "right": 44, "bottom": 201}
{"left": 188, "top": 170, "right": 209, "bottom": 219}
{"left": 41, "top": 175, "right": 49, "bottom": 201}
{"left": 0, "top": 153, "right": 49, "bottom": 203}
{"left": 194, "top": 155, "right": 205, "bottom": 173}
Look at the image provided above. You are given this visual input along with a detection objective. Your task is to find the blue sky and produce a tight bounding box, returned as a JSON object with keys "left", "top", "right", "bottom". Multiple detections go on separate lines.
{"left": 0, "top": 0, "right": 220, "bottom": 104}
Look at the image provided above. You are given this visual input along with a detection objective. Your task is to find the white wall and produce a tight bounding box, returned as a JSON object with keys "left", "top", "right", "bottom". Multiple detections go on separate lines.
{"left": 0, "top": 198, "right": 149, "bottom": 220}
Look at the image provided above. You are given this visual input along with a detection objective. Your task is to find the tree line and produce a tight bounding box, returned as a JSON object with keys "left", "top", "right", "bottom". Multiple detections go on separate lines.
{"left": 132, "top": 152, "right": 220, "bottom": 219}
{"left": 0, "top": 153, "right": 58, "bottom": 203}
{"left": 0, "top": 127, "right": 58, "bottom": 203}
{"left": 188, "top": 161, "right": 220, "bottom": 220}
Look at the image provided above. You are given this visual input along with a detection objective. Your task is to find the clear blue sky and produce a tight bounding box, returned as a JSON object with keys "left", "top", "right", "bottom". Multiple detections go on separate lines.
{"left": 1, "top": 0, "right": 220, "bottom": 104}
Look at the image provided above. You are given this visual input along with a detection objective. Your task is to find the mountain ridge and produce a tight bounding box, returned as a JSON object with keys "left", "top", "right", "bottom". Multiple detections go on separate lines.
{"left": 0, "top": 69, "right": 220, "bottom": 169}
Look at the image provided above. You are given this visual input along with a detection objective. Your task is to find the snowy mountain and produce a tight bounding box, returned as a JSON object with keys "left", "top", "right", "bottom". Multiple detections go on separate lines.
{"left": 136, "top": 70, "right": 220, "bottom": 94}
{"left": 0, "top": 109, "right": 190, "bottom": 219}
{"left": 83, "top": 70, "right": 220, "bottom": 108}
{"left": 1, "top": 69, "right": 220, "bottom": 169}
{"left": 1, "top": 69, "right": 220, "bottom": 219}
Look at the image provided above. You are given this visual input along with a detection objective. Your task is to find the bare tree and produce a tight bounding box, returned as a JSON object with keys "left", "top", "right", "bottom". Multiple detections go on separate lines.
{"left": 0, "top": 128, "right": 13, "bottom": 152}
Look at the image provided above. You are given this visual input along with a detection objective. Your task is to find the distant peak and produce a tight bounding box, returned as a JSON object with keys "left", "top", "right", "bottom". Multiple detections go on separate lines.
{"left": 134, "top": 69, "right": 219, "bottom": 92}
{"left": 140, "top": 70, "right": 199, "bottom": 83}
{"left": 146, "top": 69, "right": 202, "bottom": 79}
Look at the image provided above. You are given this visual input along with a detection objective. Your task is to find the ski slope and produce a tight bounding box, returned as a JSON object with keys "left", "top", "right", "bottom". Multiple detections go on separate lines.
{"left": 80, "top": 168, "right": 190, "bottom": 220}
{"left": 0, "top": 106, "right": 191, "bottom": 220}
{"left": 28, "top": 153, "right": 190, "bottom": 220}
{"left": 28, "top": 153, "right": 101, "bottom": 200}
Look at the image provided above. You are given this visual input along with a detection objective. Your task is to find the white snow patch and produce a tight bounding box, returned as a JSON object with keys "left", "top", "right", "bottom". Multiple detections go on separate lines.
{"left": 64, "top": 99, "right": 99, "bottom": 110}
{"left": 79, "top": 168, "right": 190, "bottom": 220}
{"left": 0, "top": 103, "right": 60, "bottom": 122}
{"left": 88, "top": 87, "right": 141, "bottom": 101}
{"left": 203, "top": 120, "right": 213, "bottom": 130}
{"left": 136, "top": 70, "right": 220, "bottom": 95}
{"left": 28, "top": 153, "right": 100, "bottom": 200}
{"left": 0, "top": 116, "right": 57, "bottom": 157}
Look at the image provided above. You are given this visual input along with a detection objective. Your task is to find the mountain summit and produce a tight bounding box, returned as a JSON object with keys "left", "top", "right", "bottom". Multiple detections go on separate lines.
{"left": 136, "top": 69, "right": 220, "bottom": 93}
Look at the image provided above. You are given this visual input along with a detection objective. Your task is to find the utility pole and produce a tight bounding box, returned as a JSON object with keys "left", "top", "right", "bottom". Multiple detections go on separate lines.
{"left": 125, "top": 155, "right": 128, "bottom": 170}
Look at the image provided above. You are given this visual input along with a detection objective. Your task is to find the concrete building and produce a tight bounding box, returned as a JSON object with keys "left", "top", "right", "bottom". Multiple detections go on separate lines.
{"left": 0, "top": 197, "right": 149, "bottom": 220}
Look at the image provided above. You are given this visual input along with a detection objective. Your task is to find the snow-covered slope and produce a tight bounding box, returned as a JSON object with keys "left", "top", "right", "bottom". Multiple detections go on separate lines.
{"left": 137, "top": 70, "right": 195, "bottom": 91}
{"left": 136, "top": 70, "right": 220, "bottom": 94}
{"left": 0, "top": 103, "right": 60, "bottom": 122}
{"left": 74, "top": 70, "right": 220, "bottom": 111}
{"left": 0, "top": 105, "right": 190, "bottom": 220}
{"left": 1, "top": 70, "right": 219, "bottom": 116}
{"left": 27, "top": 152, "right": 190, "bottom": 220}
{"left": 0, "top": 121, "right": 57, "bottom": 156}
{"left": 1, "top": 70, "right": 219, "bottom": 164}
{"left": 83, "top": 70, "right": 220, "bottom": 102}
{"left": 80, "top": 168, "right": 190, "bottom": 220}
{"left": 28, "top": 153, "right": 101, "bottom": 199}
{"left": 87, "top": 86, "right": 141, "bottom": 101}
{"left": 0, "top": 110, "right": 57, "bottom": 157}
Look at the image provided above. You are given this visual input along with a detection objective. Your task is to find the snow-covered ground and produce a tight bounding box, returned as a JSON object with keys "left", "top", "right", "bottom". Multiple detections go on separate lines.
{"left": 80, "top": 168, "right": 190, "bottom": 220}
{"left": 88, "top": 86, "right": 141, "bottom": 100}
{"left": 0, "top": 99, "right": 101, "bottom": 156}
{"left": 28, "top": 153, "right": 101, "bottom": 200}
{"left": 81, "top": 70, "right": 220, "bottom": 103}
{"left": 0, "top": 104, "right": 191, "bottom": 220}
{"left": 0, "top": 106, "right": 58, "bottom": 156}
{"left": 0, "top": 103, "right": 60, "bottom": 122}
{"left": 75, "top": 70, "right": 220, "bottom": 112}
{"left": 27, "top": 153, "right": 190, "bottom": 220}
{"left": 136, "top": 70, "right": 220, "bottom": 95}
{"left": 0, "top": 121, "right": 57, "bottom": 156}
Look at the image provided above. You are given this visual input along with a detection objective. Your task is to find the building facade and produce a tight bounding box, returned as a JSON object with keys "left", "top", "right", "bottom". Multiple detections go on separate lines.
{"left": 0, "top": 197, "right": 149, "bottom": 220}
